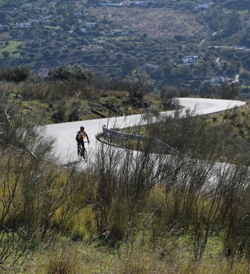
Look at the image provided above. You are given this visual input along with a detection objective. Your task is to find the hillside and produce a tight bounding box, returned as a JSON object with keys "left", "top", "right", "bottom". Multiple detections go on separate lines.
{"left": 89, "top": 6, "right": 206, "bottom": 39}
{"left": 2, "top": 91, "right": 250, "bottom": 272}
{"left": 2, "top": 79, "right": 166, "bottom": 125}
{"left": 0, "top": 0, "right": 250, "bottom": 96}
{"left": 2, "top": 1, "right": 250, "bottom": 272}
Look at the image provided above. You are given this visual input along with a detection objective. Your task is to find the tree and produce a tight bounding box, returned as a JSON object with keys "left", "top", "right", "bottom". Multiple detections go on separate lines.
{"left": 2, "top": 51, "right": 10, "bottom": 59}
{"left": 0, "top": 66, "right": 32, "bottom": 83}
{"left": 218, "top": 83, "right": 240, "bottom": 100}
{"left": 121, "top": 56, "right": 139, "bottom": 75}
{"left": 123, "top": 69, "right": 154, "bottom": 105}
{"left": 225, "top": 11, "right": 242, "bottom": 34}
{"left": 48, "top": 64, "right": 93, "bottom": 82}
{"left": 43, "top": 48, "right": 52, "bottom": 58}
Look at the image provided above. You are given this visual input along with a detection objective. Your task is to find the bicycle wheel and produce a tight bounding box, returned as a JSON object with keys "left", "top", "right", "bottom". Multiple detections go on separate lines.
{"left": 77, "top": 148, "right": 82, "bottom": 161}
{"left": 82, "top": 148, "right": 88, "bottom": 161}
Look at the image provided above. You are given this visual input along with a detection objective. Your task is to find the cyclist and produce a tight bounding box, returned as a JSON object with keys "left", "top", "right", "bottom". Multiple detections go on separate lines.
{"left": 76, "top": 126, "right": 90, "bottom": 154}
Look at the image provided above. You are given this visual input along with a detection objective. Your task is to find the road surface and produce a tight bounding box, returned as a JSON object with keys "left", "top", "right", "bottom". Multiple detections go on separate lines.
{"left": 44, "top": 98, "right": 246, "bottom": 165}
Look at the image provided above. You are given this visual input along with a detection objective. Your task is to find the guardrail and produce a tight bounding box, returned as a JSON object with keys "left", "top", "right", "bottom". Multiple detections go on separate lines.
{"left": 102, "top": 125, "right": 178, "bottom": 154}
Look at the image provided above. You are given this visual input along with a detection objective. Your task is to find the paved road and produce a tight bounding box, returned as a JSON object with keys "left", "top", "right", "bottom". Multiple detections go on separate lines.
{"left": 44, "top": 98, "right": 246, "bottom": 165}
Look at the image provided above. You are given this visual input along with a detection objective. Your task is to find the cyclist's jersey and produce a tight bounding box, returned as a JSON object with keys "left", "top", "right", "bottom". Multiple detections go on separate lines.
{"left": 76, "top": 130, "right": 87, "bottom": 141}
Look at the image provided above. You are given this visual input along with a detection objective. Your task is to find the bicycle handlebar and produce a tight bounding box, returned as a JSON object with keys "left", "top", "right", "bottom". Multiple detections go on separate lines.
{"left": 76, "top": 139, "right": 90, "bottom": 143}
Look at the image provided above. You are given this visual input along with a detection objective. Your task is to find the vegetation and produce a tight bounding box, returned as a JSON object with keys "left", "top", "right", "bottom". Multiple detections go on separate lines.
{"left": 0, "top": 64, "right": 244, "bottom": 127}
{"left": 0, "top": 0, "right": 250, "bottom": 270}
{"left": 0, "top": 0, "right": 250, "bottom": 95}
{"left": 0, "top": 65, "right": 166, "bottom": 124}
{"left": 1, "top": 69, "right": 250, "bottom": 272}
{"left": 101, "top": 103, "right": 250, "bottom": 163}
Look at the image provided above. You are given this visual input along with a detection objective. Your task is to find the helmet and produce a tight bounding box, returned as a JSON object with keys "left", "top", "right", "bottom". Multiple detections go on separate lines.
{"left": 80, "top": 126, "right": 85, "bottom": 130}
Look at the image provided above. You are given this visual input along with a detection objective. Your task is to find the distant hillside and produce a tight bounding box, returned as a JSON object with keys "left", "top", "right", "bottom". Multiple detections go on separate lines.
{"left": 0, "top": 0, "right": 250, "bottom": 95}
{"left": 89, "top": 6, "right": 206, "bottom": 39}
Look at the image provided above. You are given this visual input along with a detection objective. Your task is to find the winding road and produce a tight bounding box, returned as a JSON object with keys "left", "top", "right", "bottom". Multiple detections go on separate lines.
{"left": 44, "top": 98, "right": 246, "bottom": 165}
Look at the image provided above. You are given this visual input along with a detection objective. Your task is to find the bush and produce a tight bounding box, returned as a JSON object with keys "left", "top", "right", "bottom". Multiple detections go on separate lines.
{"left": 0, "top": 66, "right": 32, "bottom": 83}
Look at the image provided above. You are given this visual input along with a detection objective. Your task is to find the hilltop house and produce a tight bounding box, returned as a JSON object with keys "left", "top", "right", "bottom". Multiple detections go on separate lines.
{"left": 99, "top": 2, "right": 123, "bottom": 7}
{"left": 16, "top": 22, "right": 32, "bottom": 28}
{"left": 182, "top": 55, "right": 199, "bottom": 64}
{"left": 74, "top": 12, "right": 82, "bottom": 17}
{"left": 194, "top": 2, "right": 214, "bottom": 10}
{"left": 80, "top": 28, "right": 87, "bottom": 33}
{"left": 142, "top": 63, "right": 159, "bottom": 70}
{"left": 210, "top": 76, "right": 228, "bottom": 84}
{"left": 110, "top": 29, "right": 123, "bottom": 36}
{"left": 85, "top": 22, "right": 97, "bottom": 28}
{"left": 124, "top": 1, "right": 149, "bottom": 6}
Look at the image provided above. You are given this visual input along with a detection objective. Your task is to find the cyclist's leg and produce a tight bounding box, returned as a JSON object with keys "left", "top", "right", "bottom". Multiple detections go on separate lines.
{"left": 80, "top": 140, "right": 88, "bottom": 159}
{"left": 77, "top": 142, "right": 81, "bottom": 160}
{"left": 77, "top": 141, "right": 81, "bottom": 154}
{"left": 83, "top": 147, "right": 88, "bottom": 160}
{"left": 79, "top": 140, "right": 84, "bottom": 155}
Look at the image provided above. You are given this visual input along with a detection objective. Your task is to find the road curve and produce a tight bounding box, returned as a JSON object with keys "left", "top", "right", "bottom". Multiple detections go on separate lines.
{"left": 44, "top": 98, "right": 246, "bottom": 165}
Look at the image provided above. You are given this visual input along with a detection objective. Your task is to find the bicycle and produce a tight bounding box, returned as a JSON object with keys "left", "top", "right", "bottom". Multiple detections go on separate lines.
{"left": 77, "top": 141, "right": 89, "bottom": 161}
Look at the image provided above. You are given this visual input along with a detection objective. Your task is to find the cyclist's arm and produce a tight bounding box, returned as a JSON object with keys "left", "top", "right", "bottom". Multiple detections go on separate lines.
{"left": 86, "top": 133, "right": 90, "bottom": 143}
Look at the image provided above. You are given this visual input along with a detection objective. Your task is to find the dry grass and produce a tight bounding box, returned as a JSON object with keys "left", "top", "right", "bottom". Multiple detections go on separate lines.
{"left": 21, "top": 239, "right": 250, "bottom": 274}
{"left": 89, "top": 7, "right": 207, "bottom": 39}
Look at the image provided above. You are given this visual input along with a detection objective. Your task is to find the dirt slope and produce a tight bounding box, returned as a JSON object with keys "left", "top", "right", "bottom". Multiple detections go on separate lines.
{"left": 89, "top": 7, "right": 206, "bottom": 39}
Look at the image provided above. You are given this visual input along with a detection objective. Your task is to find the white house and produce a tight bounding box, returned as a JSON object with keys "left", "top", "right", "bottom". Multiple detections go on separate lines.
{"left": 80, "top": 28, "right": 87, "bottom": 33}
{"left": 110, "top": 29, "right": 123, "bottom": 35}
{"left": 195, "top": 4, "right": 209, "bottom": 9}
{"left": 142, "top": 63, "right": 159, "bottom": 70}
{"left": 182, "top": 55, "right": 199, "bottom": 64}
{"left": 99, "top": 2, "right": 123, "bottom": 7}
{"left": 21, "top": 4, "right": 34, "bottom": 8}
{"left": 74, "top": 12, "right": 82, "bottom": 16}
{"left": 85, "top": 22, "right": 97, "bottom": 28}
{"left": 194, "top": 2, "right": 214, "bottom": 10}
{"left": 17, "top": 22, "right": 32, "bottom": 28}
{"left": 210, "top": 76, "right": 228, "bottom": 84}
{"left": 124, "top": 1, "right": 149, "bottom": 6}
